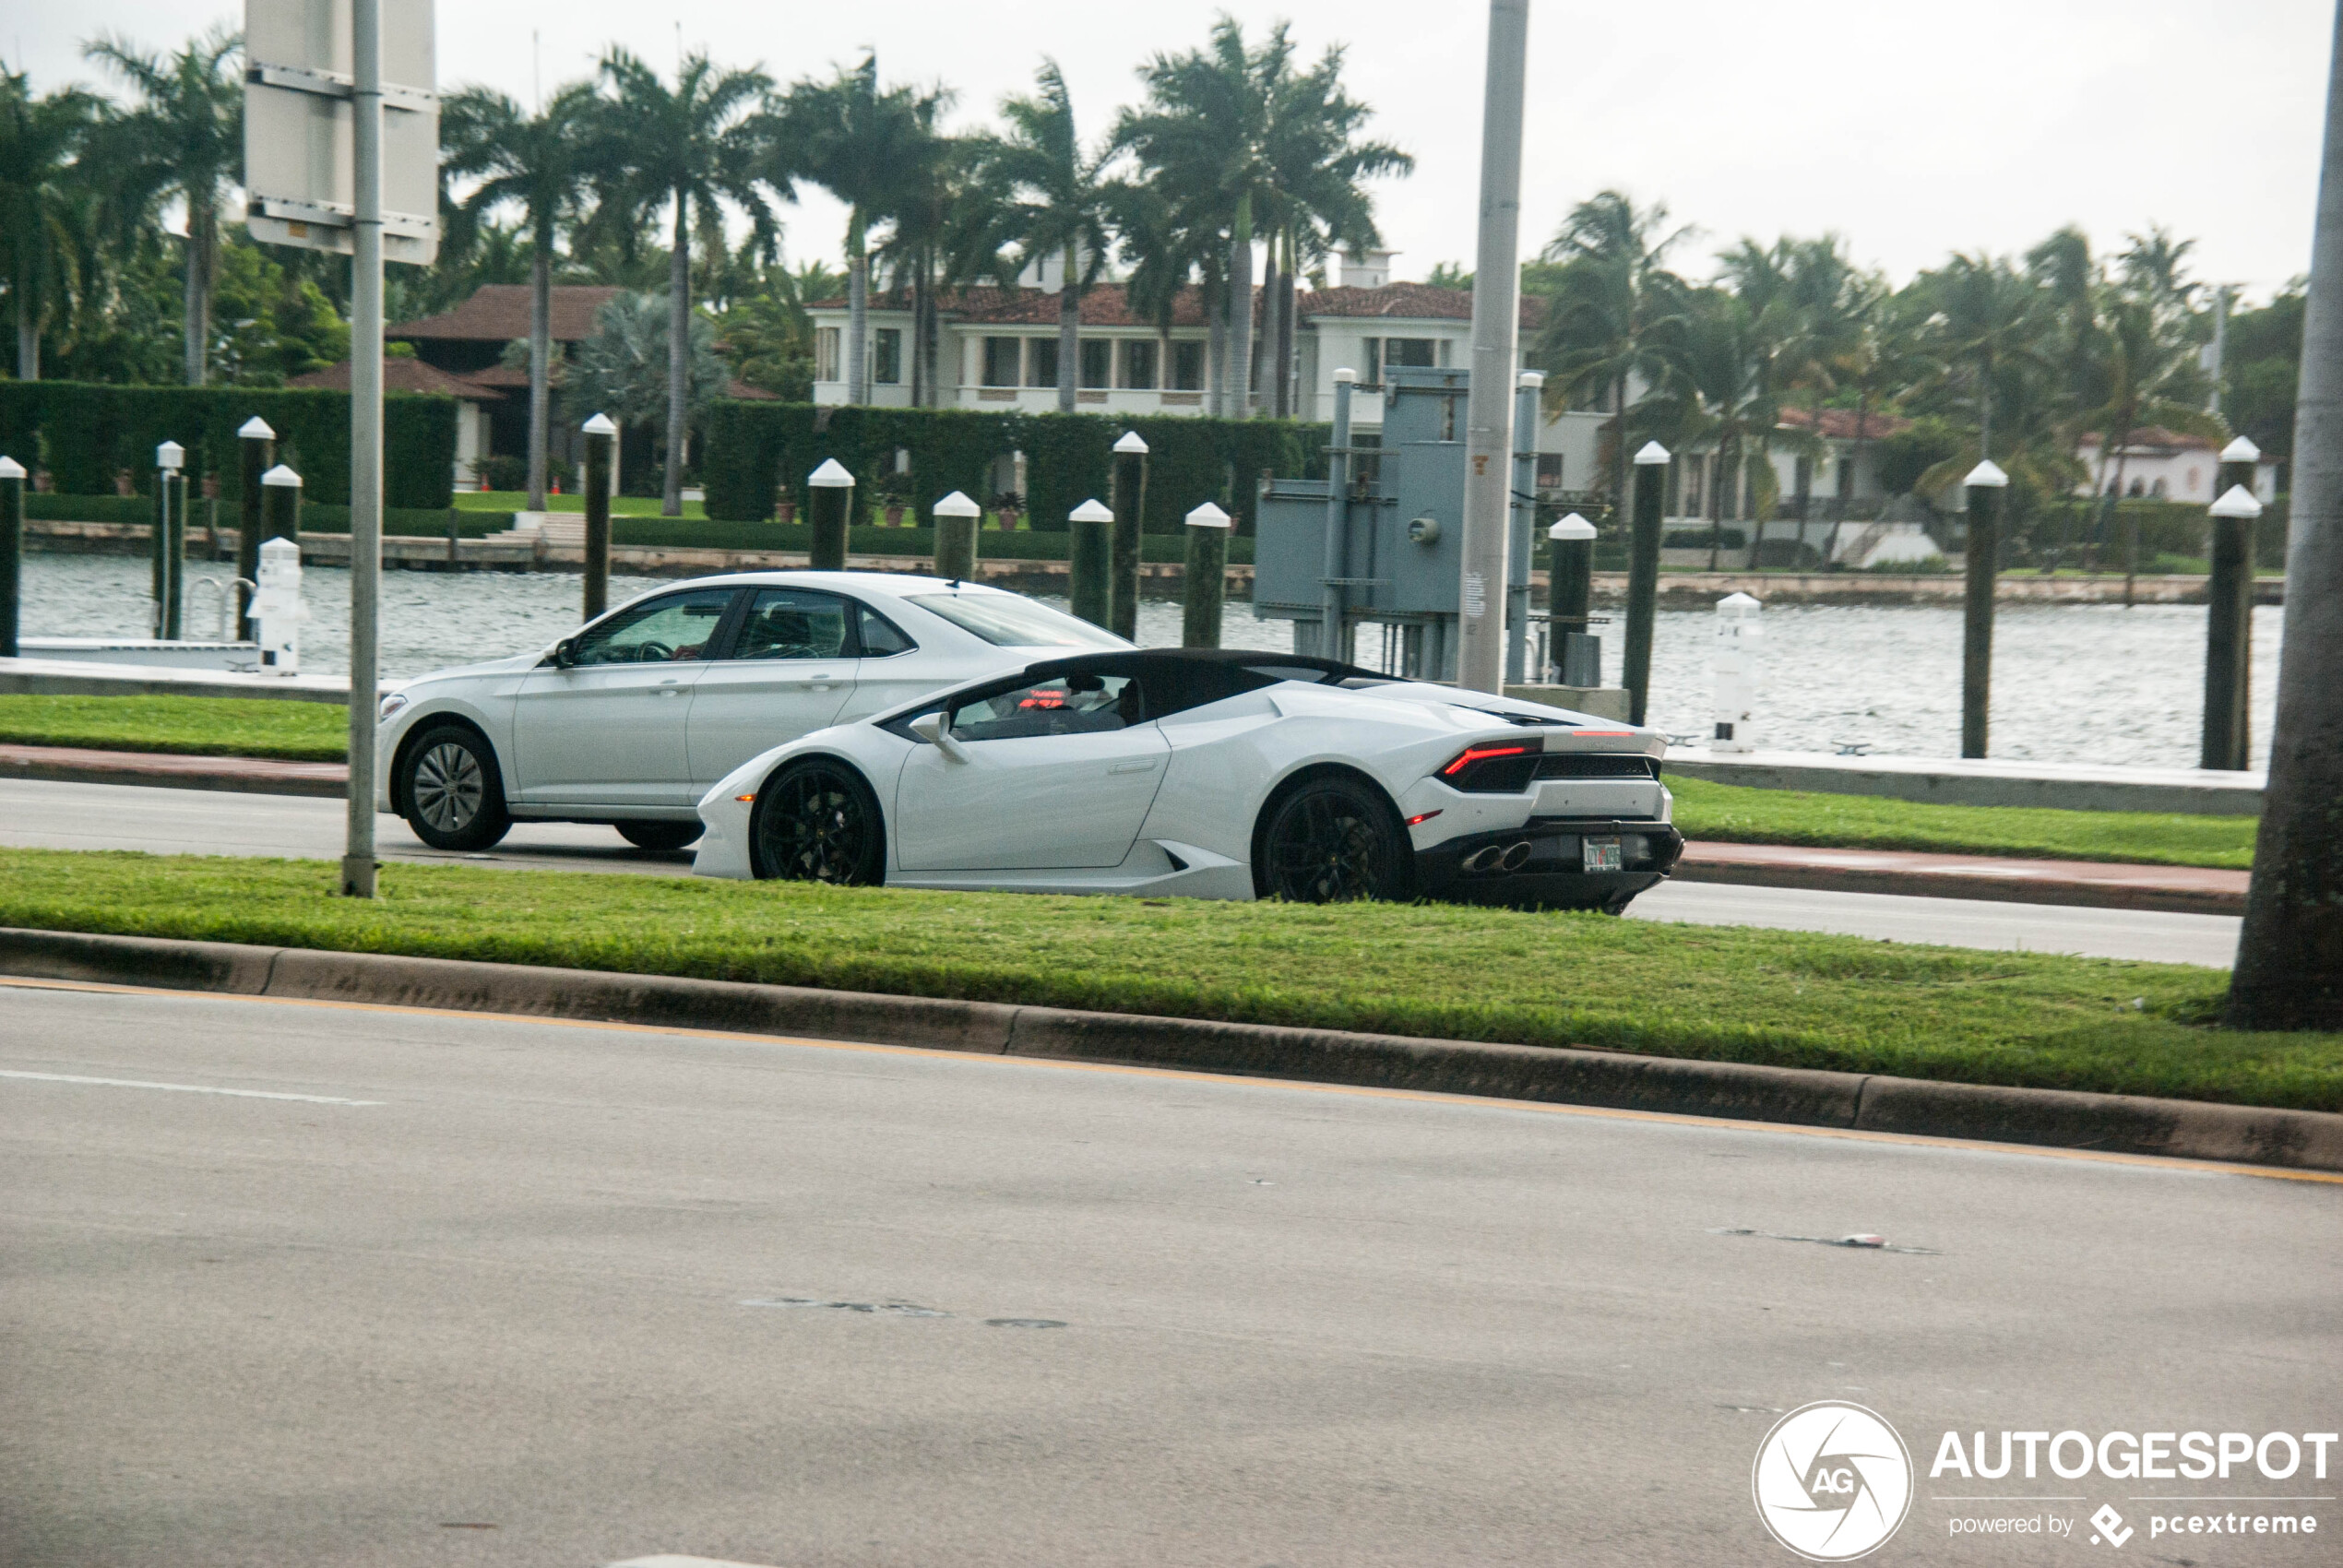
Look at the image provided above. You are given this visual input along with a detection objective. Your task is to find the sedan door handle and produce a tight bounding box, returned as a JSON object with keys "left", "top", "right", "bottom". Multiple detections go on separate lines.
{"left": 1108, "top": 758, "right": 1159, "bottom": 775}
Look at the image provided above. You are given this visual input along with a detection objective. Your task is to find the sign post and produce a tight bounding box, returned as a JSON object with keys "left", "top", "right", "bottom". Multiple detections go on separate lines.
{"left": 244, "top": 0, "right": 437, "bottom": 898}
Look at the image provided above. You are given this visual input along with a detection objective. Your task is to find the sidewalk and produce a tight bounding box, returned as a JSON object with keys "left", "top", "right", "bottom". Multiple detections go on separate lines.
{"left": 0, "top": 742, "right": 2246, "bottom": 913}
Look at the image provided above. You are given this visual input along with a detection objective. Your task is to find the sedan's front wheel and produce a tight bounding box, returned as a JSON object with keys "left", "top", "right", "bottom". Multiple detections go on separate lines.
{"left": 400, "top": 724, "right": 511, "bottom": 851}
{"left": 750, "top": 759, "right": 886, "bottom": 885}
{"left": 1255, "top": 775, "right": 1411, "bottom": 904}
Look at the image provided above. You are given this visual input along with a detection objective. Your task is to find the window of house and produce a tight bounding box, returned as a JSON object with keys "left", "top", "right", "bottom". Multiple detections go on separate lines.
{"left": 873, "top": 328, "right": 902, "bottom": 386}
{"left": 1836, "top": 458, "right": 1855, "bottom": 498}
{"left": 815, "top": 327, "right": 841, "bottom": 384}
{"left": 1080, "top": 339, "right": 1112, "bottom": 389}
{"left": 1683, "top": 455, "right": 1707, "bottom": 518}
{"left": 1535, "top": 454, "right": 1563, "bottom": 490}
{"left": 1364, "top": 338, "right": 1382, "bottom": 385}
{"left": 1386, "top": 338, "right": 1437, "bottom": 370}
{"left": 1026, "top": 332, "right": 1064, "bottom": 384}
{"left": 982, "top": 337, "right": 1021, "bottom": 387}
{"left": 1172, "top": 340, "right": 1205, "bottom": 391}
{"left": 1121, "top": 339, "right": 1159, "bottom": 389}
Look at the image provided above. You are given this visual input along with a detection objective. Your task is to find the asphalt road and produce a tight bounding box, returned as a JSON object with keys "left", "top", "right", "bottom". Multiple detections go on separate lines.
{"left": 0, "top": 778, "right": 2242, "bottom": 967}
{"left": 2, "top": 981, "right": 2335, "bottom": 1567}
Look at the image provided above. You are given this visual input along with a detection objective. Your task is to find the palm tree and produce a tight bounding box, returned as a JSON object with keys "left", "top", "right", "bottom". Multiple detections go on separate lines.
{"left": 966, "top": 62, "right": 1114, "bottom": 414}
{"left": 1910, "top": 252, "right": 2052, "bottom": 463}
{"left": 589, "top": 48, "right": 774, "bottom": 516}
{"left": 1529, "top": 191, "right": 1693, "bottom": 529}
{"left": 441, "top": 82, "right": 597, "bottom": 510}
{"left": 83, "top": 25, "right": 242, "bottom": 386}
{"left": 2228, "top": 3, "right": 2343, "bottom": 1030}
{"left": 1257, "top": 40, "right": 1411, "bottom": 418}
{"left": 0, "top": 67, "right": 102, "bottom": 380}
{"left": 768, "top": 55, "right": 932, "bottom": 409}
{"left": 1119, "top": 19, "right": 1290, "bottom": 418}
{"left": 870, "top": 89, "right": 966, "bottom": 408}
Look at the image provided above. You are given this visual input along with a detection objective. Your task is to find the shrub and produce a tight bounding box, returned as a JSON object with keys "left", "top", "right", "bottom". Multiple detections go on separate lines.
{"left": 477, "top": 454, "right": 529, "bottom": 492}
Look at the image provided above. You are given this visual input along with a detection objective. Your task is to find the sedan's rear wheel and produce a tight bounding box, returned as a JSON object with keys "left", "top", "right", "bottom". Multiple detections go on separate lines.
{"left": 400, "top": 724, "right": 511, "bottom": 851}
{"left": 750, "top": 759, "right": 886, "bottom": 885}
{"left": 1255, "top": 776, "right": 1410, "bottom": 904}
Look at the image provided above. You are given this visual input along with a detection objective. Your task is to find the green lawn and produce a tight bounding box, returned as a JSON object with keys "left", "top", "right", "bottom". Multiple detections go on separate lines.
{"left": 0, "top": 695, "right": 349, "bottom": 763}
{"left": 0, "top": 696, "right": 2262, "bottom": 871}
{"left": 0, "top": 849, "right": 2327, "bottom": 1110}
{"left": 454, "top": 489, "right": 709, "bottom": 518}
{"left": 1668, "top": 777, "right": 2257, "bottom": 871}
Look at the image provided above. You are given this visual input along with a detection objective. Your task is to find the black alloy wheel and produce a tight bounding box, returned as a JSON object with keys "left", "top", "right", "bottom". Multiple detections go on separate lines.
{"left": 1256, "top": 776, "right": 1409, "bottom": 904}
{"left": 401, "top": 724, "right": 511, "bottom": 851}
{"left": 750, "top": 760, "right": 886, "bottom": 885}
{"left": 615, "top": 820, "right": 704, "bottom": 852}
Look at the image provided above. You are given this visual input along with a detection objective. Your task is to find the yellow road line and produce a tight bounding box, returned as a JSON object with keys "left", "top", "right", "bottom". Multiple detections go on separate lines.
{"left": 4, "top": 973, "right": 2337, "bottom": 1185}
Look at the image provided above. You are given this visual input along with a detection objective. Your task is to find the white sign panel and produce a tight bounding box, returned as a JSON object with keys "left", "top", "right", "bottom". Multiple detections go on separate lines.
{"left": 244, "top": 0, "right": 439, "bottom": 264}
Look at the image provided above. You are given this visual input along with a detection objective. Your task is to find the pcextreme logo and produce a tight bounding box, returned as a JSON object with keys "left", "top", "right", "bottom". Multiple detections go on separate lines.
{"left": 1753, "top": 1401, "right": 1916, "bottom": 1562}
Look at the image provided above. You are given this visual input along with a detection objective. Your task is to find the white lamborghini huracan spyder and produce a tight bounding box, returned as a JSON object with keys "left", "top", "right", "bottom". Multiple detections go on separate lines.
{"left": 693, "top": 649, "right": 1683, "bottom": 910}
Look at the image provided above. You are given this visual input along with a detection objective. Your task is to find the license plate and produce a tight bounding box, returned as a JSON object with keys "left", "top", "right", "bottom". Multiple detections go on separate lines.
{"left": 1582, "top": 837, "right": 1623, "bottom": 873}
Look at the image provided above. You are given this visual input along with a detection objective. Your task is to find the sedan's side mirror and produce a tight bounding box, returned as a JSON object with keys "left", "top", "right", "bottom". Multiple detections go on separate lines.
{"left": 552, "top": 636, "right": 578, "bottom": 669}
{"left": 909, "top": 710, "right": 966, "bottom": 761}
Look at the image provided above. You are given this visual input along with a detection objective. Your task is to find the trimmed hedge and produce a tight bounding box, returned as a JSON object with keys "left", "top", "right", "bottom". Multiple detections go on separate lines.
{"left": 611, "top": 517, "right": 1254, "bottom": 565}
{"left": 21, "top": 493, "right": 506, "bottom": 538}
{"left": 0, "top": 380, "right": 455, "bottom": 510}
{"left": 701, "top": 400, "right": 1324, "bottom": 536}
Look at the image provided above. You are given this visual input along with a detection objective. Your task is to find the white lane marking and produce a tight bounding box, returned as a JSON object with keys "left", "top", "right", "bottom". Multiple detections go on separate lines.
{"left": 0, "top": 1070, "right": 381, "bottom": 1106}
{"left": 608, "top": 1557, "right": 785, "bottom": 1568}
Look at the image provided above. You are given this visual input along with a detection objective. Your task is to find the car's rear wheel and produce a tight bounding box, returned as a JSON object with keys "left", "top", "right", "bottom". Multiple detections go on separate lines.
{"left": 615, "top": 820, "right": 703, "bottom": 852}
{"left": 399, "top": 724, "right": 511, "bottom": 851}
{"left": 750, "top": 759, "right": 885, "bottom": 885}
{"left": 1255, "top": 775, "right": 1411, "bottom": 904}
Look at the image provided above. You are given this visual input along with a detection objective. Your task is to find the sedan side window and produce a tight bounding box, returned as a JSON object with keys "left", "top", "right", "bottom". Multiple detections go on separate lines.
{"left": 730, "top": 589, "right": 852, "bottom": 661}
{"left": 573, "top": 589, "right": 736, "bottom": 666}
{"left": 949, "top": 672, "right": 1142, "bottom": 742}
{"left": 858, "top": 604, "right": 915, "bottom": 657}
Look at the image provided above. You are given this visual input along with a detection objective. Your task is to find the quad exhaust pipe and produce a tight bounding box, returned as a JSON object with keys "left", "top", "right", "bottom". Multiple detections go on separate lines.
{"left": 1462, "top": 841, "right": 1536, "bottom": 874}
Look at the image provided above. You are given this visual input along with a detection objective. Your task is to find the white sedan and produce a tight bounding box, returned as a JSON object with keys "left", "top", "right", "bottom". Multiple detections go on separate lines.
{"left": 694, "top": 648, "right": 1684, "bottom": 910}
{"left": 375, "top": 572, "right": 1129, "bottom": 852}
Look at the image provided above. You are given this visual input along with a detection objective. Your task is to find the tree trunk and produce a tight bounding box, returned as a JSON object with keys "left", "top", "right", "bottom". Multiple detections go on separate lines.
{"left": 1227, "top": 195, "right": 1254, "bottom": 419}
{"left": 1276, "top": 226, "right": 1299, "bottom": 420}
{"left": 183, "top": 199, "right": 214, "bottom": 386}
{"left": 14, "top": 279, "right": 36, "bottom": 380}
{"left": 1057, "top": 240, "right": 1078, "bottom": 415}
{"left": 846, "top": 209, "right": 868, "bottom": 405}
{"left": 1611, "top": 372, "right": 1628, "bottom": 535}
{"left": 2231, "top": 0, "right": 2343, "bottom": 1028}
{"left": 528, "top": 234, "right": 552, "bottom": 510}
{"left": 663, "top": 191, "right": 690, "bottom": 517}
{"left": 1207, "top": 298, "right": 1226, "bottom": 419}
{"left": 1260, "top": 232, "right": 1282, "bottom": 421}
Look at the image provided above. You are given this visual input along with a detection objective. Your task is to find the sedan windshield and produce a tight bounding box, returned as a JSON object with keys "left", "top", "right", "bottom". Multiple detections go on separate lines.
{"left": 907, "top": 592, "right": 1127, "bottom": 649}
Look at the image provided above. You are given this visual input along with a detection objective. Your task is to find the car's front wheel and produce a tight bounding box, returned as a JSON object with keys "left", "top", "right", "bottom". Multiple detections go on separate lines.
{"left": 1255, "top": 774, "right": 1412, "bottom": 904}
{"left": 749, "top": 759, "right": 886, "bottom": 885}
{"left": 400, "top": 723, "right": 511, "bottom": 851}
{"left": 615, "top": 820, "right": 703, "bottom": 852}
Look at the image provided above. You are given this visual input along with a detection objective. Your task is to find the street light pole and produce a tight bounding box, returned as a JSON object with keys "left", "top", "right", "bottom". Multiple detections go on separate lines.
{"left": 1457, "top": 0, "right": 1529, "bottom": 695}
{"left": 344, "top": 0, "right": 386, "bottom": 899}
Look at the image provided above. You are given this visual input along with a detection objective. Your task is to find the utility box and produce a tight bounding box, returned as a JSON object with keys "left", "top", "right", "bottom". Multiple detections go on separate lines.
{"left": 1254, "top": 367, "right": 1537, "bottom": 682}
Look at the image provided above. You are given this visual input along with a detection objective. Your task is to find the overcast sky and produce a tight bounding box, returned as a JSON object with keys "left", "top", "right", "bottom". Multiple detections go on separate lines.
{"left": 14, "top": 1, "right": 2335, "bottom": 303}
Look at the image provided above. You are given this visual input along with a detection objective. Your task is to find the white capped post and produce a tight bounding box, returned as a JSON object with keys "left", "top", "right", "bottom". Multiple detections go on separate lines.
{"left": 1457, "top": 0, "right": 1532, "bottom": 694}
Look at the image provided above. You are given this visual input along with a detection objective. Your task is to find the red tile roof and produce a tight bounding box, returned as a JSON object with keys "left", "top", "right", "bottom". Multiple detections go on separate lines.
{"left": 388, "top": 285, "right": 624, "bottom": 344}
{"left": 1777, "top": 406, "right": 1911, "bottom": 441}
{"left": 287, "top": 357, "right": 504, "bottom": 400}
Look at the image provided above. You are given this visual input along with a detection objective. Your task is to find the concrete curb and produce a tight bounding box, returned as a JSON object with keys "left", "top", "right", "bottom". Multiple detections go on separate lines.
{"left": 0, "top": 745, "right": 347, "bottom": 796}
{"left": 1672, "top": 849, "right": 2247, "bottom": 917}
{"left": 4, "top": 927, "right": 2335, "bottom": 1173}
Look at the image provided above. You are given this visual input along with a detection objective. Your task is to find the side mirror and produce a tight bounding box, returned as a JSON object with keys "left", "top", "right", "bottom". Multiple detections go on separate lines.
{"left": 552, "top": 636, "right": 578, "bottom": 669}
{"left": 909, "top": 710, "right": 966, "bottom": 761}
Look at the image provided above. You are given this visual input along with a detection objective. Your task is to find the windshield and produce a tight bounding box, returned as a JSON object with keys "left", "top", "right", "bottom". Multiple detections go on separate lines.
{"left": 907, "top": 592, "right": 1128, "bottom": 649}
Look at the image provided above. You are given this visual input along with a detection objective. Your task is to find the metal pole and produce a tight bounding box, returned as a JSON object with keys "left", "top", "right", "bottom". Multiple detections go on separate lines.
{"left": 1961, "top": 460, "right": 2008, "bottom": 759}
{"left": 0, "top": 457, "right": 22, "bottom": 657}
{"left": 2204, "top": 439, "right": 2263, "bottom": 770}
{"left": 1507, "top": 372, "right": 1541, "bottom": 684}
{"left": 1623, "top": 443, "right": 1669, "bottom": 724}
{"left": 581, "top": 412, "right": 615, "bottom": 619}
{"left": 1457, "top": 0, "right": 1529, "bottom": 695}
{"left": 237, "top": 417, "right": 273, "bottom": 639}
{"left": 1319, "top": 369, "right": 1355, "bottom": 659}
{"left": 344, "top": 0, "right": 385, "bottom": 899}
{"left": 933, "top": 490, "right": 980, "bottom": 581}
{"left": 1183, "top": 502, "right": 1231, "bottom": 648}
{"left": 1068, "top": 498, "right": 1113, "bottom": 628}
{"left": 1111, "top": 431, "right": 1148, "bottom": 639}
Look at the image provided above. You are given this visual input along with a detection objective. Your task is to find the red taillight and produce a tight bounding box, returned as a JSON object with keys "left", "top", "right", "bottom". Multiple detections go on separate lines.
{"left": 1441, "top": 743, "right": 1531, "bottom": 778}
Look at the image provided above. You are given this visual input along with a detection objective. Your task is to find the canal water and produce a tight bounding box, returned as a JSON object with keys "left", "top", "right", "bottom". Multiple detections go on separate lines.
{"left": 19, "top": 554, "right": 2284, "bottom": 770}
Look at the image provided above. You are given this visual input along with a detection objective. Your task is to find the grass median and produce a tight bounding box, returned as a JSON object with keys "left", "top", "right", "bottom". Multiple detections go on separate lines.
{"left": 0, "top": 848, "right": 2331, "bottom": 1111}
{"left": 0, "top": 695, "right": 348, "bottom": 763}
